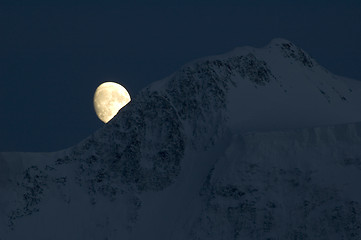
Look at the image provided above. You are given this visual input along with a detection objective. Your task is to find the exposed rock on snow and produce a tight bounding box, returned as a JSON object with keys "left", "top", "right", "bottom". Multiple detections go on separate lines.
{"left": 1, "top": 38, "right": 361, "bottom": 239}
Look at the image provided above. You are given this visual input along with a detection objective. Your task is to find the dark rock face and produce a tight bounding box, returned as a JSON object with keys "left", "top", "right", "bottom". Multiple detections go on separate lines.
{"left": 112, "top": 91, "right": 185, "bottom": 191}
{"left": 238, "top": 54, "right": 274, "bottom": 85}
{"left": 8, "top": 166, "right": 48, "bottom": 229}
{"left": 65, "top": 90, "right": 186, "bottom": 194}
{"left": 280, "top": 42, "right": 314, "bottom": 67}
{"left": 165, "top": 53, "right": 274, "bottom": 148}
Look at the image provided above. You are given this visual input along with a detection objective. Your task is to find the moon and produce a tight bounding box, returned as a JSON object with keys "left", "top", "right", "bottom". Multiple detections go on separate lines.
{"left": 93, "top": 82, "right": 131, "bottom": 123}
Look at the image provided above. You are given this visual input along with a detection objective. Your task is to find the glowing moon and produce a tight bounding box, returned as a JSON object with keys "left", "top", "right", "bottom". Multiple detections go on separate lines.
{"left": 93, "top": 82, "right": 131, "bottom": 123}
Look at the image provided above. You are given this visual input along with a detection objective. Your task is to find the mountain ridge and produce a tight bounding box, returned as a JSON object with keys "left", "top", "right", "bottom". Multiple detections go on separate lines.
{"left": 1, "top": 38, "right": 361, "bottom": 239}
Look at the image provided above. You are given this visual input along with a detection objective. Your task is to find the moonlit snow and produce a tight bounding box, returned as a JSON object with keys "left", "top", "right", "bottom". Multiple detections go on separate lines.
{"left": 1, "top": 38, "right": 361, "bottom": 239}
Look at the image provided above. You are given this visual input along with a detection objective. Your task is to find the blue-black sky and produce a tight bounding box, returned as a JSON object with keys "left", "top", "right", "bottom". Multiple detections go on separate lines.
{"left": 0, "top": 0, "right": 360, "bottom": 152}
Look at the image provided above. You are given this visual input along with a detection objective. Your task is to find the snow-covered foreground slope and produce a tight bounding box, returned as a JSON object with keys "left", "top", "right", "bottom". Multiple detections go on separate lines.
{"left": 1, "top": 39, "right": 361, "bottom": 239}
{"left": 183, "top": 123, "right": 361, "bottom": 240}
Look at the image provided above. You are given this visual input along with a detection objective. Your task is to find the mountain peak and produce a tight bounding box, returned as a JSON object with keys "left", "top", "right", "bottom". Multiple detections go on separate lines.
{"left": 268, "top": 37, "right": 294, "bottom": 46}
{"left": 148, "top": 38, "right": 361, "bottom": 133}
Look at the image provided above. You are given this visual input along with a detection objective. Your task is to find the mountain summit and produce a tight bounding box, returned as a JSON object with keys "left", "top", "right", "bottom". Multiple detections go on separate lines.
{"left": 1, "top": 39, "right": 361, "bottom": 239}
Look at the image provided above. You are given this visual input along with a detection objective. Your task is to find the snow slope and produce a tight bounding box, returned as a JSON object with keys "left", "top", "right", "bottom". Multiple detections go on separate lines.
{"left": 1, "top": 38, "right": 361, "bottom": 239}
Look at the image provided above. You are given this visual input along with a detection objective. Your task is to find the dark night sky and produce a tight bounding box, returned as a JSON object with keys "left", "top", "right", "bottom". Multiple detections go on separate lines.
{"left": 0, "top": 0, "right": 360, "bottom": 152}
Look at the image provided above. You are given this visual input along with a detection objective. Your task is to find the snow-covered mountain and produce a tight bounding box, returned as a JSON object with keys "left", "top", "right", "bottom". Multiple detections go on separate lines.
{"left": 1, "top": 38, "right": 361, "bottom": 239}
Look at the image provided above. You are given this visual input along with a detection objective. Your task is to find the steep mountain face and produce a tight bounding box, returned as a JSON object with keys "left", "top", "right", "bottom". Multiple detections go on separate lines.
{"left": 186, "top": 123, "right": 361, "bottom": 240}
{"left": 1, "top": 38, "right": 361, "bottom": 239}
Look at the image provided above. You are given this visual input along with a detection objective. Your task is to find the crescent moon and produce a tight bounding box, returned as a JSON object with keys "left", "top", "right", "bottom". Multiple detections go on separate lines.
{"left": 93, "top": 82, "right": 131, "bottom": 123}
